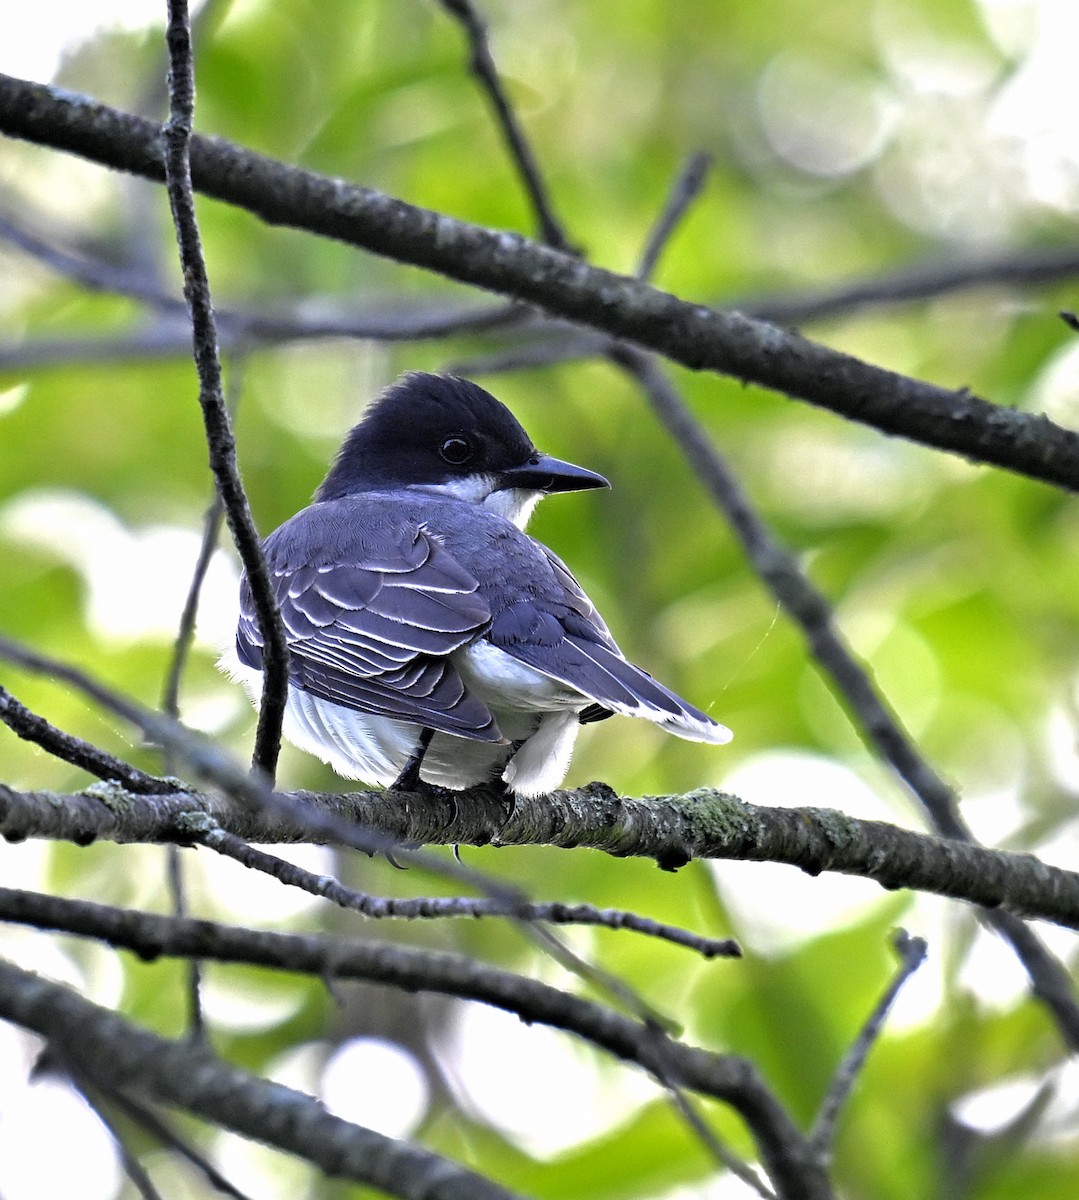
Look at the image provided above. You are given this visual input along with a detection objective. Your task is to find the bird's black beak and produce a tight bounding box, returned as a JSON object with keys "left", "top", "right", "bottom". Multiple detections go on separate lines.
{"left": 500, "top": 452, "right": 610, "bottom": 494}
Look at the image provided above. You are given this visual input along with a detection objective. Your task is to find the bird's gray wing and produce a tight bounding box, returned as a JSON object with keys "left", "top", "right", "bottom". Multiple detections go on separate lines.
{"left": 237, "top": 504, "right": 502, "bottom": 741}
{"left": 538, "top": 545, "right": 618, "bottom": 649}
{"left": 490, "top": 547, "right": 729, "bottom": 744}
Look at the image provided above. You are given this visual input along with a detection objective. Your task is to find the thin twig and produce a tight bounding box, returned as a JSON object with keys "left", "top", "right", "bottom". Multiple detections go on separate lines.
{"left": 161, "top": 2, "right": 288, "bottom": 782}
{"left": 0, "top": 303, "right": 525, "bottom": 373}
{"left": 0, "top": 684, "right": 176, "bottom": 794}
{"left": 0, "top": 213, "right": 182, "bottom": 307}
{"left": 637, "top": 152, "right": 714, "bottom": 281}
{"left": 743, "top": 249, "right": 1079, "bottom": 326}
{"left": 437, "top": 0, "right": 571, "bottom": 251}
{"left": 65, "top": 1071, "right": 165, "bottom": 1200}
{"left": 810, "top": 930, "right": 927, "bottom": 1155}
{"left": 651, "top": 1038, "right": 776, "bottom": 1198}
{"left": 0, "top": 211, "right": 525, "bottom": 346}
{"left": 165, "top": 842, "right": 204, "bottom": 1041}
{"left": 93, "top": 1083, "right": 256, "bottom": 1200}
{"left": 161, "top": 492, "right": 226, "bottom": 719}
{"left": 197, "top": 825, "right": 740, "bottom": 958}
{"left": 159, "top": 356, "right": 242, "bottom": 1046}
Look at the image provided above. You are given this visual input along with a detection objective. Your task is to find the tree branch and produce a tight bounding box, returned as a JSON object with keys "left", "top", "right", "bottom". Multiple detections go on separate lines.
{"left": 2, "top": 74, "right": 1078, "bottom": 493}
{"left": 809, "top": 929, "right": 927, "bottom": 1154}
{"left": 636, "top": 151, "right": 714, "bottom": 281}
{"left": 2, "top": 782, "right": 1078, "bottom": 930}
{"left": 0, "top": 955, "right": 526, "bottom": 1200}
{"left": 437, "top": 0, "right": 571, "bottom": 251}
{"left": 161, "top": 4, "right": 288, "bottom": 782}
{"left": 199, "top": 825, "right": 739, "bottom": 957}
{"left": 609, "top": 348, "right": 1079, "bottom": 1050}
{"left": 0, "top": 207, "right": 525, "bottom": 350}
{"left": 0, "top": 685, "right": 177, "bottom": 795}
{"left": 0, "top": 890, "right": 829, "bottom": 1199}
{"left": 741, "top": 244, "right": 1079, "bottom": 325}
{"left": 81, "top": 1081, "right": 255, "bottom": 1200}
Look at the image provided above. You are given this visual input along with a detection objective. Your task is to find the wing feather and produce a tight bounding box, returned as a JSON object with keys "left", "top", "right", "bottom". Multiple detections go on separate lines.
{"left": 237, "top": 500, "right": 501, "bottom": 742}
{"left": 487, "top": 546, "right": 730, "bottom": 745}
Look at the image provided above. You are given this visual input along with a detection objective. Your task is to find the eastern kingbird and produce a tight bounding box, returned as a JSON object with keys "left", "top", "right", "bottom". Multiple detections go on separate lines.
{"left": 224, "top": 373, "right": 731, "bottom": 795}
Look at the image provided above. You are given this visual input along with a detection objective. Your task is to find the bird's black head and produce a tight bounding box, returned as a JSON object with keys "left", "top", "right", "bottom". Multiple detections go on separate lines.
{"left": 316, "top": 373, "right": 608, "bottom": 512}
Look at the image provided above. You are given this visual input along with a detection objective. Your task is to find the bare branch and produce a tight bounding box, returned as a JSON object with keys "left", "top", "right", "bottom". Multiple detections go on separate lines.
{"left": 639, "top": 1021, "right": 778, "bottom": 1195}
{"left": 161, "top": 358, "right": 242, "bottom": 722}
{"left": 0, "top": 208, "right": 525, "bottom": 349}
{"left": 0, "top": 211, "right": 182, "bottom": 307}
{"left": 743, "top": 246, "right": 1079, "bottom": 326}
{"left": 4, "top": 637, "right": 1079, "bottom": 939}
{"left": 0, "top": 684, "right": 176, "bottom": 795}
{"left": 611, "top": 349, "right": 1079, "bottom": 1051}
{"left": 809, "top": 930, "right": 927, "bottom": 1155}
{"left": 161, "top": 5, "right": 287, "bottom": 782}
{"left": 0, "top": 889, "right": 829, "bottom": 1198}
{"left": 63, "top": 1072, "right": 167, "bottom": 1200}
{"left": 2, "top": 75, "right": 1078, "bottom": 494}
{"left": 3, "top": 781, "right": 1079, "bottom": 932}
{"left": 199, "top": 826, "right": 739, "bottom": 958}
{"left": 158, "top": 354, "right": 244, "bottom": 1046}
{"left": 438, "top": 0, "right": 571, "bottom": 251}
{"left": 0, "top": 955, "right": 526, "bottom": 1200}
{"left": 637, "top": 152, "right": 714, "bottom": 281}
{"left": 0, "top": 304, "right": 525, "bottom": 374}
{"left": 76, "top": 1079, "right": 255, "bottom": 1200}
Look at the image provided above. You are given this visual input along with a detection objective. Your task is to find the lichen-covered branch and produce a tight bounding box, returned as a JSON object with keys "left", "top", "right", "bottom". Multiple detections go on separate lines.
{"left": 1, "top": 781, "right": 1077, "bottom": 930}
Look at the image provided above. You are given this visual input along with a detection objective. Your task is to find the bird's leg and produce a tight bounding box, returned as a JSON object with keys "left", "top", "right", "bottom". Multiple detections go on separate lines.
{"left": 391, "top": 727, "right": 435, "bottom": 793}
{"left": 492, "top": 739, "right": 525, "bottom": 828}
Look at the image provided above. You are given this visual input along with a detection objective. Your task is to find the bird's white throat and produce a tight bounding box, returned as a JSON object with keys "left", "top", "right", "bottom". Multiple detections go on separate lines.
{"left": 407, "top": 477, "right": 542, "bottom": 530}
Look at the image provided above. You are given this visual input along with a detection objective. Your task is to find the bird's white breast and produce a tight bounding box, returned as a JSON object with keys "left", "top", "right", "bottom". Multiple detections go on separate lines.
{"left": 219, "top": 642, "right": 581, "bottom": 794}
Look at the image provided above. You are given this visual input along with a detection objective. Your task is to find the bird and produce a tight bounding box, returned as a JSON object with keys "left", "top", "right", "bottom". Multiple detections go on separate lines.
{"left": 223, "top": 372, "right": 731, "bottom": 796}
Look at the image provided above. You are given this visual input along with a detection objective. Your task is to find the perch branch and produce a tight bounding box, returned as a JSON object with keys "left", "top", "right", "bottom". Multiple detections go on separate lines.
{"left": 3, "top": 783, "right": 1079, "bottom": 931}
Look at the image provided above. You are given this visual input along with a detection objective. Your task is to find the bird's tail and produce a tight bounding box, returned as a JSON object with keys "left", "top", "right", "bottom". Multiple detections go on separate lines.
{"left": 505, "top": 637, "right": 732, "bottom": 744}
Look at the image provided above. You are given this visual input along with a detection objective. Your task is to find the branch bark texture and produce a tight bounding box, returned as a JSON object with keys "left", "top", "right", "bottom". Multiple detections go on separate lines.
{"left": 2, "top": 782, "right": 1077, "bottom": 930}
{"left": 0, "top": 957, "right": 523, "bottom": 1200}
{"left": 2, "top": 74, "right": 1078, "bottom": 492}
{"left": 0, "top": 890, "right": 828, "bottom": 1199}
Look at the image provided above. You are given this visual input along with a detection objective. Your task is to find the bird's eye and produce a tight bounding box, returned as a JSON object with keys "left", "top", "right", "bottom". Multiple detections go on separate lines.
{"left": 439, "top": 436, "right": 473, "bottom": 465}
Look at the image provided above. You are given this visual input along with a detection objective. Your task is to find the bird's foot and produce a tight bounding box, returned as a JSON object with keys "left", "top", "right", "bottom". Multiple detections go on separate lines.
{"left": 390, "top": 727, "right": 435, "bottom": 794}
{"left": 490, "top": 774, "right": 518, "bottom": 829}
{"left": 390, "top": 759, "right": 424, "bottom": 794}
